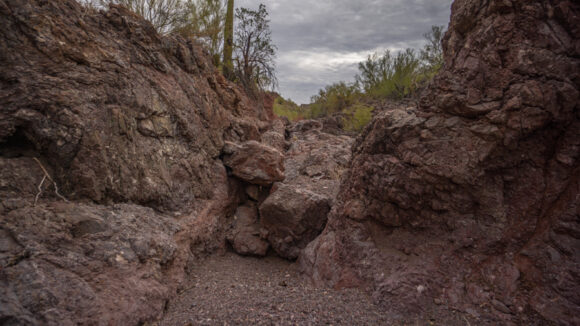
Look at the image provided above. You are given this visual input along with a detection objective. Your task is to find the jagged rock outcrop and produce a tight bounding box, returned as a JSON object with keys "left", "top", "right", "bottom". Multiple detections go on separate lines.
{"left": 0, "top": 0, "right": 276, "bottom": 324}
{"left": 301, "top": 0, "right": 579, "bottom": 325}
{"left": 0, "top": 202, "right": 182, "bottom": 325}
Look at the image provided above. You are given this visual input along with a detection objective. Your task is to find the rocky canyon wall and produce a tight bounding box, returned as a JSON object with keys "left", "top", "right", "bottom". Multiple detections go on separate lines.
{"left": 0, "top": 0, "right": 278, "bottom": 324}
{"left": 0, "top": 0, "right": 273, "bottom": 212}
{"left": 301, "top": 0, "right": 579, "bottom": 324}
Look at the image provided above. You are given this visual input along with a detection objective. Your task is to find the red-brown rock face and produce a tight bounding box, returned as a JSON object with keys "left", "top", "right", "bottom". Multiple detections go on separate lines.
{"left": 0, "top": 0, "right": 270, "bottom": 212}
{"left": 0, "top": 0, "right": 275, "bottom": 324}
{"left": 300, "top": 0, "right": 579, "bottom": 324}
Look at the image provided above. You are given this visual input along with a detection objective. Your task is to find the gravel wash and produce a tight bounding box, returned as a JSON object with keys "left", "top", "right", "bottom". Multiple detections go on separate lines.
{"left": 157, "top": 252, "right": 389, "bottom": 326}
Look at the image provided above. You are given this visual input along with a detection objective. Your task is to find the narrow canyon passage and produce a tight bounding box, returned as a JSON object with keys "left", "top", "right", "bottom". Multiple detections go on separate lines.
{"left": 1, "top": 0, "right": 578, "bottom": 325}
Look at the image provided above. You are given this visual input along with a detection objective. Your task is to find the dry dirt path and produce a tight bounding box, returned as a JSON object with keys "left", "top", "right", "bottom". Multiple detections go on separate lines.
{"left": 157, "top": 252, "right": 391, "bottom": 325}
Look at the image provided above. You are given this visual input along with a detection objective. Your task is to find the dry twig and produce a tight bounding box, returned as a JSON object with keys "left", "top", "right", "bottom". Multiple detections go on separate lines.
{"left": 33, "top": 157, "right": 68, "bottom": 205}
{"left": 34, "top": 175, "right": 46, "bottom": 206}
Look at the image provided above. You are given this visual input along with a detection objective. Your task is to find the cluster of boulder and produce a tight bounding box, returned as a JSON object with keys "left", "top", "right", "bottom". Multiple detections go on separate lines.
{"left": 222, "top": 120, "right": 353, "bottom": 260}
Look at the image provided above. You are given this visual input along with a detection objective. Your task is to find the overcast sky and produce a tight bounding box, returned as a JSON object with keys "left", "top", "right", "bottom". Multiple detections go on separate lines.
{"left": 235, "top": 0, "right": 453, "bottom": 104}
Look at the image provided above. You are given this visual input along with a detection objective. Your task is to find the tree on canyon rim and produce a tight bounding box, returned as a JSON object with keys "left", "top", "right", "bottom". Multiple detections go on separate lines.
{"left": 233, "top": 4, "right": 277, "bottom": 93}
{"left": 176, "top": 0, "right": 225, "bottom": 66}
{"left": 89, "top": 0, "right": 277, "bottom": 92}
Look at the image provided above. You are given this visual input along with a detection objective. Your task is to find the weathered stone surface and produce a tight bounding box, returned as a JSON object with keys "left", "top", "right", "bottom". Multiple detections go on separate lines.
{"left": 284, "top": 126, "right": 353, "bottom": 202}
{"left": 261, "top": 130, "right": 288, "bottom": 152}
{"left": 256, "top": 125, "right": 353, "bottom": 260}
{"left": 0, "top": 0, "right": 274, "bottom": 325}
{"left": 222, "top": 141, "right": 285, "bottom": 186}
{"left": 226, "top": 203, "right": 269, "bottom": 256}
{"left": 0, "top": 0, "right": 269, "bottom": 212}
{"left": 0, "top": 201, "right": 180, "bottom": 326}
{"left": 301, "top": 0, "right": 580, "bottom": 325}
{"left": 291, "top": 119, "right": 323, "bottom": 133}
{"left": 259, "top": 183, "right": 330, "bottom": 260}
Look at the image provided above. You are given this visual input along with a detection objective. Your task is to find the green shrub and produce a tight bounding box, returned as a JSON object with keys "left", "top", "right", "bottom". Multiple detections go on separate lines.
{"left": 342, "top": 104, "right": 374, "bottom": 132}
{"left": 355, "top": 25, "right": 445, "bottom": 100}
{"left": 309, "top": 81, "right": 360, "bottom": 117}
{"left": 273, "top": 96, "right": 305, "bottom": 121}
{"left": 357, "top": 49, "right": 422, "bottom": 100}
{"left": 279, "top": 26, "right": 445, "bottom": 131}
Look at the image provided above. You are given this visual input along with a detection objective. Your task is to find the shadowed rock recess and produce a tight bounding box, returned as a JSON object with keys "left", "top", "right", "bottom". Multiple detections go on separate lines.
{"left": 300, "top": 0, "right": 579, "bottom": 325}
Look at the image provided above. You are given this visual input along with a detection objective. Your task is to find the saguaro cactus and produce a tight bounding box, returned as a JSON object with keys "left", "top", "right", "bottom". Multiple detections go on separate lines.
{"left": 222, "top": 0, "right": 234, "bottom": 79}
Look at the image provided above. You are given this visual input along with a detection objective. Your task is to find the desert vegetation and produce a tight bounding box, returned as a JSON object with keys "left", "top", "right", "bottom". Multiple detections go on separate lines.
{"left": 85, "top": 0, "right": 276, "bottom": 95}
{"left": 274, "top": 26, "right": 445, "bottom": 132}
{"left": 82, "top": 0, "right": 440, "bottom": 133}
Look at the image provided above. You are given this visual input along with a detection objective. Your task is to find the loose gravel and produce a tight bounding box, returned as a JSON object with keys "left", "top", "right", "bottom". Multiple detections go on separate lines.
{"left": 158, "top": 252, "right": 390, "bottom": 326}
{"left": 158, "top": 252, "right": 480, "bottom": 326}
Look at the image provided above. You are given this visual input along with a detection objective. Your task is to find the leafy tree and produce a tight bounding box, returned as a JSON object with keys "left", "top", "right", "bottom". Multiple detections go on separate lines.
{"left": 233, "top": 4, "right": 277, "bottom": 92}
{"left": 222, "top": 0, "right": 234, "bottom": 78}
{"left": 420, "top": 25, "right": 445, "bottom": 78}
{"left": 354, "top": 25, "right": 446, "bottom": 100}
{"left": 302, "top": 25, "right": 447, "bottom": 132}
{"left": 383, "top": 49, "right": 421, "bottom": 99}
{"left": 91, "top": 0, "right": 228, "bottom": 67}
{"left": 355, "top": 49, "right": 421, "bottom": 99}
{"left": 355, "top": 51, "right": 392, "bottom": 93}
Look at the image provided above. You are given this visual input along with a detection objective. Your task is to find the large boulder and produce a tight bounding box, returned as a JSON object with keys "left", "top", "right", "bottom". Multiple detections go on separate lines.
{"left": 259, "top": 183, "right": 330, "bottom": 260}
{"left": 222, "top": 141, "right": 285, "bottom": 186}
{"left": 301, "top": 0, "right": 580, "bottom": 325}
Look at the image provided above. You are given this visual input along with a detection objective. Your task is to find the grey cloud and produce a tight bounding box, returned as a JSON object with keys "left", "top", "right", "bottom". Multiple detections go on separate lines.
{"left": 235, "top": 0, "right": 453, "bottom": 104}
